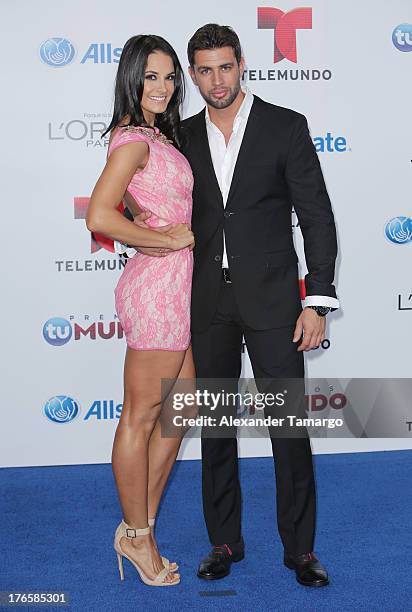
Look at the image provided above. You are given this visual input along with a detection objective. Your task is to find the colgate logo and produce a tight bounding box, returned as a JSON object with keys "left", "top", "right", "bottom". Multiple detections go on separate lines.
{"left": 257, "top": 6, "right": 312, "bottom": 63}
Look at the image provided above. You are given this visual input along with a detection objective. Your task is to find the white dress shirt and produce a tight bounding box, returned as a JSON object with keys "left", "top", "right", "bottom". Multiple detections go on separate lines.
{"left": 115, "top": 86, "right": 339, "bottom": 310}
{"left": 205, "top": 86, "right": 254, "bottom": 269}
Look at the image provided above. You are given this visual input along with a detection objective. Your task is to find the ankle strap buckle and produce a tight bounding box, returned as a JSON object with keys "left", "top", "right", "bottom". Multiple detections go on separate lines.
{"left": 124, "top": 526, "right": 150, "bottom": 537}
{"left": 126, "top": 528, "right": 138, "bottom": 538}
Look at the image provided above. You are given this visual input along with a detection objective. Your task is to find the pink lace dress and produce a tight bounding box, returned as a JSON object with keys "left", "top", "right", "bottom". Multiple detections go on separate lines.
{"left": 109, "top": 126, "right": 193, "bottom": 351}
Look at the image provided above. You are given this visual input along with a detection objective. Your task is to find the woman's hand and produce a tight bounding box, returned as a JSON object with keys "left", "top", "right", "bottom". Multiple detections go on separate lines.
{"left": 166, "top": 223, "right": 195, "bottom": 251}
{"left": 133, "top": 212, "right": 170, "bottom": 256}
{"left": 132, "top": 212, "right": 194, "bottom": 255}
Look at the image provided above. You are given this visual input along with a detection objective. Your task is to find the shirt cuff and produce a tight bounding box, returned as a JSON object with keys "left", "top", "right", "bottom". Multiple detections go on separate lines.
{"left": 114, "top": 240, "right": 137, "bottom": 258}
{"left": 114, "top": 240, "right": 127, "bottom": 254}
{"left": 303, "top": 295, "right": 340, "bottom": 309}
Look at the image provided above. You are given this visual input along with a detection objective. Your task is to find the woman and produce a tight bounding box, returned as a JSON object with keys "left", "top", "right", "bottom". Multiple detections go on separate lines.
{"left": 87, "top": 35, "right": 195, "bottom": 587}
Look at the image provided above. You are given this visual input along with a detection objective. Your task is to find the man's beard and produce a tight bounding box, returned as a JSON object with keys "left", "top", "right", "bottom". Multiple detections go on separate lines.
{"left": 202, "top": 81, "right": 242, "bottom": 110}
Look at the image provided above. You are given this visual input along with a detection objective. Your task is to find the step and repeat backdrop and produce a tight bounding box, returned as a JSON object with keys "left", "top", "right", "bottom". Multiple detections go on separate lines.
{"left": 2, "top": 1, "right": 411, "bottom": 467}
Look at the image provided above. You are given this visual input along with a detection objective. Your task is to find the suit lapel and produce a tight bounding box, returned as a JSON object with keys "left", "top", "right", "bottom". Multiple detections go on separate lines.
{"left": 191, "top": 110, "right": 223, "bottom": 208}
{"left": 187, "top": 96, "right": 265, "bottom": 209}
{"left": 226, "top": 97, "right": 263, "bottom": 207}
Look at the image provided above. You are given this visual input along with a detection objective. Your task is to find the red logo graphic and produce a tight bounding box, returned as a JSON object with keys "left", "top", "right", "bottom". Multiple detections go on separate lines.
{"left": 257, "top": 7, "right": 312, "bottom": 63}
{"left": 74, "top": 196, "right": 124, "bottom": 253}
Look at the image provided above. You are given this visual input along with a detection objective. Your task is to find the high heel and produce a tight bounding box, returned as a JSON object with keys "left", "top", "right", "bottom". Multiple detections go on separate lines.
{"left": 148, "top": 517, "right": 179, "bottom": 572}
{"left": 114, "top": 520, "right": 180, "bottom": 586}
{"left": 117, "top": 551, "right": 125, "bottom": 581}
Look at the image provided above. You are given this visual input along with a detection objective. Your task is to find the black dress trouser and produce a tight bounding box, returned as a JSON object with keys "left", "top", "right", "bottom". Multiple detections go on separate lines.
{"left": 191, "top": 279, "right": 316, "bottom": 557}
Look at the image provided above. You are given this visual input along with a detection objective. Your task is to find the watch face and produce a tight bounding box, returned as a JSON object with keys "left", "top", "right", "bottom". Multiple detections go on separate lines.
{"left": 317, "top": 306, "right": 330, "bottom": 316}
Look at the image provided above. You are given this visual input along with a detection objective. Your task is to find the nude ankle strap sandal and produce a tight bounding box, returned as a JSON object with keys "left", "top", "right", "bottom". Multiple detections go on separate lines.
{"left": 114, "top": 520, "right": 180, "bottom": 586}
{"left": 148, "top": 517, "right": 179, "bottom": 572}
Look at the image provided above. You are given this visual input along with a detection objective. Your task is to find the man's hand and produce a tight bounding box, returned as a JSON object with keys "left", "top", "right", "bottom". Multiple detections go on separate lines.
{"left": 293, "top": 307, "right": 326, "bottom": 352}
{"left": 133, "top": 211, "right": 174, "bottom": 257}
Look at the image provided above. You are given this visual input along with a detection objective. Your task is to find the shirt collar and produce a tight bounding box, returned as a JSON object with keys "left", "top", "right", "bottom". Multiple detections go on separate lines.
{"left": 205, "top": 86, "right": 254, "bottom": 130}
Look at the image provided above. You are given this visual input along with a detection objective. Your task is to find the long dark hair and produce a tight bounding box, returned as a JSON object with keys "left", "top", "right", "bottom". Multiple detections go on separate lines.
{"left": 103, "top": 35, "right": 185, "bottom": 147}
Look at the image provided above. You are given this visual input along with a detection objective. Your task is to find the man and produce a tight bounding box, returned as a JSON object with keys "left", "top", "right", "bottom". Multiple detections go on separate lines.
{"left": 119, "top": 24, "right": 339, "bottom": 587}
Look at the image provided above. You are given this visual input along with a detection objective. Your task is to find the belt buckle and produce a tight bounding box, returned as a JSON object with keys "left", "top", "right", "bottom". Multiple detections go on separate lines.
{"left": 222, "top": 268, "right": 232, "bottom": 284}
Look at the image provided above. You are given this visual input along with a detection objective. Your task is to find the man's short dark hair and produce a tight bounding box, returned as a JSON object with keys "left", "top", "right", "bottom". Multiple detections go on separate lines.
{"left": 187, "top": 23, "right": 242, "bottom": 67}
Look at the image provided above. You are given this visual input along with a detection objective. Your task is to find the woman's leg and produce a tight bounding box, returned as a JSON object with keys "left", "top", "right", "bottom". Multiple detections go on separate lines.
{"left": 147, "top": 345, "right": 196, "bottom": 521}
{"left": 111, "top": 347, "right": 185, "bottom": 582}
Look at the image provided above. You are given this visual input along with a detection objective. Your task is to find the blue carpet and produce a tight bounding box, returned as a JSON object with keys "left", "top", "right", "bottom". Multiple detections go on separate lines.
{"left": 1, "top": 451, "right": 411, "bottom": 612}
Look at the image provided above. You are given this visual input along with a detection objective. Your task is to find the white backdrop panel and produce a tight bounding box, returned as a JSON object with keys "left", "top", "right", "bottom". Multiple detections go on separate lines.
{"left": 1, "top": 0, "right": 411, "bottom": 467}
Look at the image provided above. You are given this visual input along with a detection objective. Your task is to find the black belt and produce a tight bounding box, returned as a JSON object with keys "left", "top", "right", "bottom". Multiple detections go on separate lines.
{"left": 222, "top": 268, "right": 232, "bottom": 284}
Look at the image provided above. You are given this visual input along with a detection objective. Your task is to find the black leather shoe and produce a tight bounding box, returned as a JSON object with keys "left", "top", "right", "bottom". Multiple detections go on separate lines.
{"left": 197, "top": 540, "right": 245, "bottom": 580}
{"left": 284, "top": 552, "right": 329, "bottom": 587}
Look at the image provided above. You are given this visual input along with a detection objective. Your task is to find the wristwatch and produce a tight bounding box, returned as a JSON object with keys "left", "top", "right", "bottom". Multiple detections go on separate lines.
{"left": 307, "top": 305, "right": 331, "bottom": 317}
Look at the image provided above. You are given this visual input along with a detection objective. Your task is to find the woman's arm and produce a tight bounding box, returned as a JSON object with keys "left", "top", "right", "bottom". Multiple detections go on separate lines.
{"left": 86, "top": 141, "right": 193, "bottom": 250}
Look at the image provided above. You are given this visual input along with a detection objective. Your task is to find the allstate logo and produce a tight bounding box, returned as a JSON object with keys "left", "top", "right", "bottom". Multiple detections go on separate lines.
{"left": 44, "top": 396, "right": 80, "bottom": 423}
{"left": 384, "top": 217, "right": 412, "bottom": 245}
{"left": 392, "top": 24, "right": 412, "bottom": 52}
{"left": 39, "top": 37, "right": 75, "bottom": 67}
{"left": 43, "top": 317, "right": 72, "bottom": 346}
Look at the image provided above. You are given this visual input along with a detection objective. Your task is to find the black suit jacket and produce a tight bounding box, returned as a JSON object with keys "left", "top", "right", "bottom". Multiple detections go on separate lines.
{"left": 180, "top": 95, "right": 338, "bottom": 333}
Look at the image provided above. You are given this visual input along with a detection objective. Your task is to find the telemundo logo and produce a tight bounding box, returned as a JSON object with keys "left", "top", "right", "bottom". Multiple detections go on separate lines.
{"left": 43, "top": 317, "right": 72, "bottom": 346}
{"left": 44, "top": 396, "right": 80, "bottom": 423}
{"left": 384, "top": 217, "right": 412, "bottom": 245}
{"left": 392, "top": 24, "right": 412, "bottom": 52}
{"left": 39, "top": 38, "right": 76, "bottom": 67}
